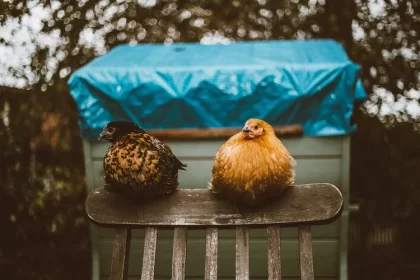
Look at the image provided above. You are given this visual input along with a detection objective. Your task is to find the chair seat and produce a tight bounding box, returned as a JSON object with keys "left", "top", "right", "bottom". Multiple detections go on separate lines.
{"left": 85, "top": 183, "right": 343, "bottom": 280}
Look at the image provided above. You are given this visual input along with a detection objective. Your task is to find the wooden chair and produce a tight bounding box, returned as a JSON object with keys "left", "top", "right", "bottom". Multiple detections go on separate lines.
{"left": 86, "top": 183, "right": 343, "bottom": 280}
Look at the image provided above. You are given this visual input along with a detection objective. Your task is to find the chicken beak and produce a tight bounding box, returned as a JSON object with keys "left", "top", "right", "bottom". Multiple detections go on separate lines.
{"left": 242, "top": 126, "right": 251, "bottom": 133}
{"left": 98, "top": 131, "right": 105, "bottom": 140}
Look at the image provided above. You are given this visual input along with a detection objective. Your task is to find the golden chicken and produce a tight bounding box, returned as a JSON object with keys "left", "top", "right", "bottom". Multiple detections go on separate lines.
{"left": 99, "top": 121, "right": 187, "bottom": 201}
{"left": 209, "top": 118, "right": 296, "bottom": 206}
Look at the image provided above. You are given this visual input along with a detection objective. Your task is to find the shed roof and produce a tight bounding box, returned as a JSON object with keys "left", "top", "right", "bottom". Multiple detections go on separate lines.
{"left": 68, "top": 39, "right": 366, "bottom": 139}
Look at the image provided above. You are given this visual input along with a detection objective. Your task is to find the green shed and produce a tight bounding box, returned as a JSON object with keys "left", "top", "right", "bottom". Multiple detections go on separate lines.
{"left": 69, "top": 39, "right": 366, "bottom": 280}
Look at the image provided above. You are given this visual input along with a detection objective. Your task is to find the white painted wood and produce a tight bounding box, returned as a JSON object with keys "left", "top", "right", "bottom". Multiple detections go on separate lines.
{"left": 91, "top": 158, "right": 342, "bottom": 190}
{"left": 294, "top": 158, "right": 341, "bottom": 186}
{"left": 340, "top": 136, "right": 351, "bottom": 211}
{"left": 339, "top": 211, "right": 349, "bottom": 280}
{"left": 339, "top": 135, "right": 351, "bottom": 280}
{"left": 91, "top": 137, "right": 343, "bottom": 159}
{"left": 83, "top": 141, "right": 101, "bottom": 280}
{"left": 92, "top": 160, "right": 105, "bottom": 190}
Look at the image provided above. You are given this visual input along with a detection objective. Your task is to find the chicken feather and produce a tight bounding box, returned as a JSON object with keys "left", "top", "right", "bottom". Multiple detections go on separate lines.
{"left": 209, "top": 118, "right": 296, "bottom": 206}
{"left": 99, "top": 121, "right": 187, "bottom": 201}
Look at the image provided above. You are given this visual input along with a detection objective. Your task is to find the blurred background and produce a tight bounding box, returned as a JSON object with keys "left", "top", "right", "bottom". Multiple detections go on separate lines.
{"left": 0, "top": 0, "right": 419, "bottom": 279}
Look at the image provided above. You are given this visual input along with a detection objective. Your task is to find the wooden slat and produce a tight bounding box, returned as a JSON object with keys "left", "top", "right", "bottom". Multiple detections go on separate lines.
{"left": 235, "top": 227, "right": 249, "bottom": 280}
{"left": 298, "top": 226, "right": 314, "bottom": 280}
{"left": 135, "top": 125, "right": 303, "bottom": 141}
{"left": 99, "top": 222, "right": 341, "bottom": 240}
{"left": 99, "top": 238, "right": 339, "bottom": 277}
{"left": 102, "top": 277, "right": 337, "bottom": 280}
{"left": 267, "top": 226, "right": 282, "bottom": 280}
{"left": 98, "top": 218, "right": 341, "bottom": 239}
{"left": 205, "top": 227, "right": 218, "bottom": 280}
{"left": 86, "top": 184, "right": 343, "bottom": 227}
{"left": 172, "top": 227, "right": 188, "bottom": 280}
{"left": 110, "top": 228, "right": 131, "bottom": 280}
{"left": 141, "top": 227, "right": 158, "bottom": 280}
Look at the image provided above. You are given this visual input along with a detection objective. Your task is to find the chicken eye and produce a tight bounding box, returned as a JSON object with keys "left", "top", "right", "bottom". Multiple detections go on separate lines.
{"left": 108, "top": 127, "right": 116, "bottom": 133}
{"left": 253, "top": 125, "right": 258, "bottom": 130}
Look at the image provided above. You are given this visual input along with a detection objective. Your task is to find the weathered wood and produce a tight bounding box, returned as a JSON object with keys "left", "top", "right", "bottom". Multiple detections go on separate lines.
{"left": 236, "top": 227, "right": 249, "bottom": 280}
{"left": 86, "top": 184, "right": 343, "bottom": 227}
{"left": 101, "top": 278, "right": 336, "bottom": 280}
{"left": 99, "top": 238, "right": 339, "bottom": 277}
{"left": 299, "top": 226, "right": 314, "bottom": 280}
{"left": 98, "top": 220, "right": 340, "bottom": 239}
{"left": 267, "top": 226, "right": 282, "bottom": 280}
{"left": 205, "top": 227, "right": 218, "bottom": 280}
{"left": 141, "top": 227, "right": 158, "bottom": 280}
{"left": 110, "top": 228, "right": 131, "bottom": 280}
{"left": 145, "top": 125, "right": 302, "bottom": 140}
{"left": 172, "top": 227, "right": 188, "bottom": 280}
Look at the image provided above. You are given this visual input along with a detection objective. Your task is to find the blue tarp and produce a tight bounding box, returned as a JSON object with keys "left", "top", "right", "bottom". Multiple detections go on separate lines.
{"left": 68, "top": 39, "right": 367, "bottom": 140}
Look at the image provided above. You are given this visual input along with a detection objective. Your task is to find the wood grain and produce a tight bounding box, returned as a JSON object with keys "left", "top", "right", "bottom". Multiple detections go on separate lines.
{"left": 235, "top": 227, "right": 249, "bottom": 280}
{"left": 205, "top": 227, "right": 218, "bottom": 280}
{"left": 267, "top": 225, "right": 282, "bottom": 280}
{"left": 141, "top": 227, "right": 158, "bottom": 280}
{"left": 99, "top": 238, "right": 339, "bottom": 277}
{"left": 299, "top": 225, "right": 314, "bottom": 280}
{"left": 97, "top": 220, "right": 340, "bottom": 238}
{"left": 86, "top": 184, "right": 343, "bottom": 228}
{"left": 110, "top": 228, "right": 131, "bottom": 280}
{"left": 172, "top": 227, "right": 188, "bottom": 280}
{"left": 146, "top": 125, "right": 302, "bottom": 140}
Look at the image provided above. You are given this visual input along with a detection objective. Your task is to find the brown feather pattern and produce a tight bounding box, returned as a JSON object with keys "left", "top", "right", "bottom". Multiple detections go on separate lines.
{"left": 101, "top": 122, "right": 186, "bottom": 201}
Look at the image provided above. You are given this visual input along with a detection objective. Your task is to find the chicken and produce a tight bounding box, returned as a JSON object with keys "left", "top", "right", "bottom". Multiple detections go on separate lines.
{"left": 99, "top": 121, "right": 187, "bottom": 201}
{"left": 209, "top": 118, "right": 296, "bottom": 206}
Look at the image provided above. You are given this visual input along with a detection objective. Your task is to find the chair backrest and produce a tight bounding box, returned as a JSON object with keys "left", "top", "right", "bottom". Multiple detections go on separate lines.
{"left": 86, "top": 183, "right": 343, "bottom": 280}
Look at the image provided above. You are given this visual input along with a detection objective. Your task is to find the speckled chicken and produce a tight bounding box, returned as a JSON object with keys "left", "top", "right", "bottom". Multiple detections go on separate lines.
{"left": 99, "top": 121, "right": 187, "bottom": 201}
{"left": 209, "top": 118, "right": 296, "bottom": 206}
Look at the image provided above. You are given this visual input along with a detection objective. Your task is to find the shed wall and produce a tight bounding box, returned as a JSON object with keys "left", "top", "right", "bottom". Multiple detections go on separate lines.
{"left": 83, "top": 136, "right": 349, "bottom": 280}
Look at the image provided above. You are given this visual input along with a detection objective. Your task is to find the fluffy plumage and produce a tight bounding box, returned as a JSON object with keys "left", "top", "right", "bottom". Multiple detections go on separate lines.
{"left": 209, "top": 118, "right": 296, "bottom": 206}
{"left": 99, "top": 121, "right": 187, "bottom": 201}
